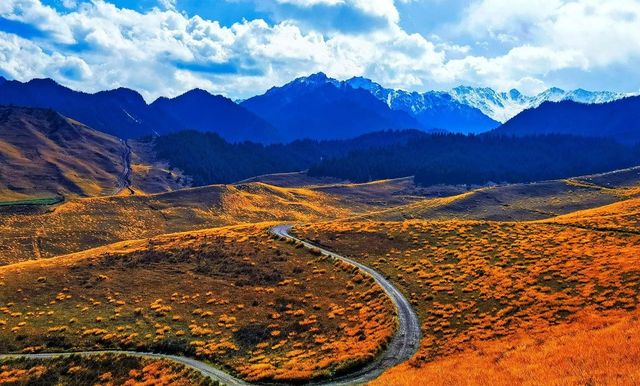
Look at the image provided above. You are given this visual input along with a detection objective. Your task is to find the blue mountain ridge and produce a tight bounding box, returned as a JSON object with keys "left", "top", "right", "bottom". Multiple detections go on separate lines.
{"left": 493, "top": 96, "right": 640, "bottom": 145}
{"left": 0, "top": 73, "right": 634, "bottom": 143}
{"left": 0, "top": 78, "right": 274, "bottom": 142}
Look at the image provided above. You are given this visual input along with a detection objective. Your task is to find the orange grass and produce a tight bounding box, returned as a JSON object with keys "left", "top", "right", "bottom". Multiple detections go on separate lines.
{"left": 372, "top": 307, "right": 640, "bottom": 385}
{"left": 297, "top": 220, "right": 640, "bottom": 368}
{"left": 0, "top": 183, "right": 356, "bottom": 265}
{"left": 545, "top": 197, "right": 640, "bottom": 232}
{"left": 0, "top": 353, "right": 212, "bottom": 385}
{"left": 0, "top": 224, "right": 395, "bottom": 383}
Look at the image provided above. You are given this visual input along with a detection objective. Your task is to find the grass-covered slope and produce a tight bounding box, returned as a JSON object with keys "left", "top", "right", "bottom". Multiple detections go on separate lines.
{"left": 0, "top": 225, "right": 395, "bottom": 383}
{"left": 0, "top": 353, "right": 214, "bottom": 385}
{"left": 0, "top": 106, "right": 127, "bottom": 201}
{"left": 296, "top": 217, "right": 640, "bottom": 384}
{"left": 0, "top": 182, "right": 361, "bottom": 265}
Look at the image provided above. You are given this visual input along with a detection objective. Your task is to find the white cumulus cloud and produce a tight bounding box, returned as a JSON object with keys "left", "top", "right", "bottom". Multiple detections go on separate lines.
{"left": 0, "top": 0, "right": 637, "bottom": 99}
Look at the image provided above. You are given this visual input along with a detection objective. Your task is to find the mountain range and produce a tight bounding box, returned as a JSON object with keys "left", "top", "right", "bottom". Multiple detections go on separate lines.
{"left": 242, "top": 73, "right": 630, "bottom": 135}
{"left": 240, "top": 73, "right": 423, "bottom": 141}
{"left": 344, "top": 77, "right": 499, "bottom": 134}
{"left": 342, "top": 76, "right": 630, "bottom": 123}
{"left": 0, "top": 77, "right": 274, "bottom": 142}
{"left": 447, "top": 86, "right": 630, "bottom": 122}
{"left": 0, "top": 73, "right": 634, "bottom": 142}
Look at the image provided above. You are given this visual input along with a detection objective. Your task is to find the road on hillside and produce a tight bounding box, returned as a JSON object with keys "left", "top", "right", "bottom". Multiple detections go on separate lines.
{"left": 270, "top": 224, "right": 421, "bottom": 385}
{"left": 0, "top": 351, "right": 252, "bottom": 386}
{"left": 115, "top": 139, "right": 134, "bottom": 195}
{"left": 0, "top": 225, "right": 421, "bottom": 386}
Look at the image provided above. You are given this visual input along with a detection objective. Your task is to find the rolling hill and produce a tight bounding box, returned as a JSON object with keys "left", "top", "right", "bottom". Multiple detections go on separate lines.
{"left": 0, "top": 106, "right": 128, "bottom": 201}
{"left": 359, "top": 167, "right": 640, "bottom": 222}
{"left": 0, "top": 181, "right": 360, "bottom": 265}
{"left": 296, "top": 216, "right": 640, "bottom": 386}
{"left": 0, "top": 224, "right": 395, "bottom": 383}
{"left": 494, "top": 96, "right": 640, "bottom": 144}
{"left": 0, "top": 106, "right": 189, "bottom": 202}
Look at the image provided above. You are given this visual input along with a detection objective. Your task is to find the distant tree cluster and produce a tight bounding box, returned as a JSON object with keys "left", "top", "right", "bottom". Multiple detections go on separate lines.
{"left": 153, "top": 130, "right": 427, "bottom": 185}
{"left": 155, "top": 130, "right": 640, "bottom": 187}
{"left": 308, "top": 134, "right": 640, "bottom": 186}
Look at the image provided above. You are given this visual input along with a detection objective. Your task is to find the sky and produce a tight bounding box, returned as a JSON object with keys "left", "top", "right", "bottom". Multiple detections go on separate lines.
{"left": 0, "top": 0, "right": 639, "bottom": 101}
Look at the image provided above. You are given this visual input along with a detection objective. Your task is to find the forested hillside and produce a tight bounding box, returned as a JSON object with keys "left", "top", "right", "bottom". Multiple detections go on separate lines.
{"left": 155, "top": 130, "right": 640, "bottom": 187}
{"left": 153, "top": 130, "right": 428, "bottom": 185}
{"left": 309, "top": 134, "right": 640, "bottom": 185}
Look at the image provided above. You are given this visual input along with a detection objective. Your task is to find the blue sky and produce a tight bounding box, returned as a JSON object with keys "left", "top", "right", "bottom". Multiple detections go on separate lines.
{"left": 1, "top": 0, "right": 639, "bottom": 101}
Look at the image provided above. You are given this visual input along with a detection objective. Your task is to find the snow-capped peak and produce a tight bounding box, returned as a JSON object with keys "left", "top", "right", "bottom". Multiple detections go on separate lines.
{"left": 280, "top": 73, "right": 632, "bottom": 126}
{"left": 448, "top": 86, "right": 631, "bottom": 122}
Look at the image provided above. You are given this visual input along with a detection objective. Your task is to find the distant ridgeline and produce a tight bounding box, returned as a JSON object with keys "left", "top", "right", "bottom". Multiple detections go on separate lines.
{"left": 154, "top": 131, "right": 640, "bottom": 187}
{"left": 2, "top": 73, "right": 639, "bottom": 188}
{"left": 1, "top": 74, "right": 631, "bottom": 143}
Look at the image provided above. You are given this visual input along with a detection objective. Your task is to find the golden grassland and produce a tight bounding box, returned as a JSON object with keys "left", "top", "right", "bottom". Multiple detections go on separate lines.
{"left": 365, "top": 178, "right": 640, "bottom": 222}
{"left": 2, "top": 169, "right": 638, "bottom": 266}
{"left": 0, "top": 183, "right": 360, "bottom": 265}
{"left": 544, "top": 196, "right": 640, "bottom": 233}
{"left": 2, "top": 163, "right": 640, "bottom": 384}
{"left": 296, "top": 219, "right": 640, "bottom": 375}
{"left": 372, "top": 307, "right": 640, "bottom": 386}
{"left": 0, "top": 224, "right": 395, "bottom": 383}
{"left": 0, "top": 353, "right": 213, "bottom": 385}
{"left": 237, "top": 171, "right": 346, "bottom": 188}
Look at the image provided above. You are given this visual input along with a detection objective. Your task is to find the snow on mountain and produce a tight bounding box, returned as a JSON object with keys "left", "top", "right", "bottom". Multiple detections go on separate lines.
{"left": 347, "top": 76, "right": 433, "bottom": 114}
{"left": 344, "top": 76, "right": 630, "bottom": 123}
{"left": 345, "top": 77, "right": 500, "bottom": 134}
{"left": 240, "top": 73, "right": 422, "bottom": 141}
{"left": 257, "top": 73, "right": 630, "bottom": 133}
{"left": 448, "top": 86, "right": 631, "bottom": 123}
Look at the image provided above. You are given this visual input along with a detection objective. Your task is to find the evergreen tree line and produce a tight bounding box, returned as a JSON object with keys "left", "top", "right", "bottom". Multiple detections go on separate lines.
{"left": 154, "top": 130, "right": 640, "bottom": 186}
{"left": 309, "top": 134, "right": 640, "bottom": 185}
{"left": 153, "top": 129, "right": 426, "bottom": 185}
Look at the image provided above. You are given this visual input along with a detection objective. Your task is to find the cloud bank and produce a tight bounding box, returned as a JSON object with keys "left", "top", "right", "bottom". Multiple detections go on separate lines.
{"left": 0, "top": 0, "right": 638, "bottom": 100}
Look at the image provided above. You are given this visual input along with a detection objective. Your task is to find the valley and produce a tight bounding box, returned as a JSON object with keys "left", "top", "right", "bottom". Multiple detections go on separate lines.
{"left": 2, "top": 0, "right": 639, "bottom": 384}
{"left": 1, "top": 75, "right": 639, "bottom": 386}
{"left": 1, "top": 159, "right": 640, "bottom": 385}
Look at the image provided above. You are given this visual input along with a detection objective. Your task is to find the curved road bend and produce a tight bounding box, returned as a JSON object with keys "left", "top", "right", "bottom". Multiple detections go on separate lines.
{"left": 270, "top": 225, "right": 421, "bottom": 386}
{"left": 0, "top": 350, "right": 252, "bottom": 386}
{"left": 0, "top": 225, "right": 421, "bottom": 386}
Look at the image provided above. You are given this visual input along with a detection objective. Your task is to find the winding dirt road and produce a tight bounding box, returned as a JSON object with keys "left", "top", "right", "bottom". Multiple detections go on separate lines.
{"left": 270, "top": 225, "right": 421, "bottom": 385}
{"left": 0, "top": 351, "right": 252, "bottom": 386}
{"left": 0, "top": 225, "right": 420, "bottom": 385}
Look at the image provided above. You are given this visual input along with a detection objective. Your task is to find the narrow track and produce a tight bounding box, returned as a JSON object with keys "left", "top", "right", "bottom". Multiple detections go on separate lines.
{"left": 115, "top": 139, "right": 134, "bottom": 195}
{"left": 0, "top": 351, "right": 251, "bottom": 386}
{"left": 270, "top": 225, "right": 421, "bottom": 385}
{"left": 0, "top": 225, "right": 421, "bottom": 386}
